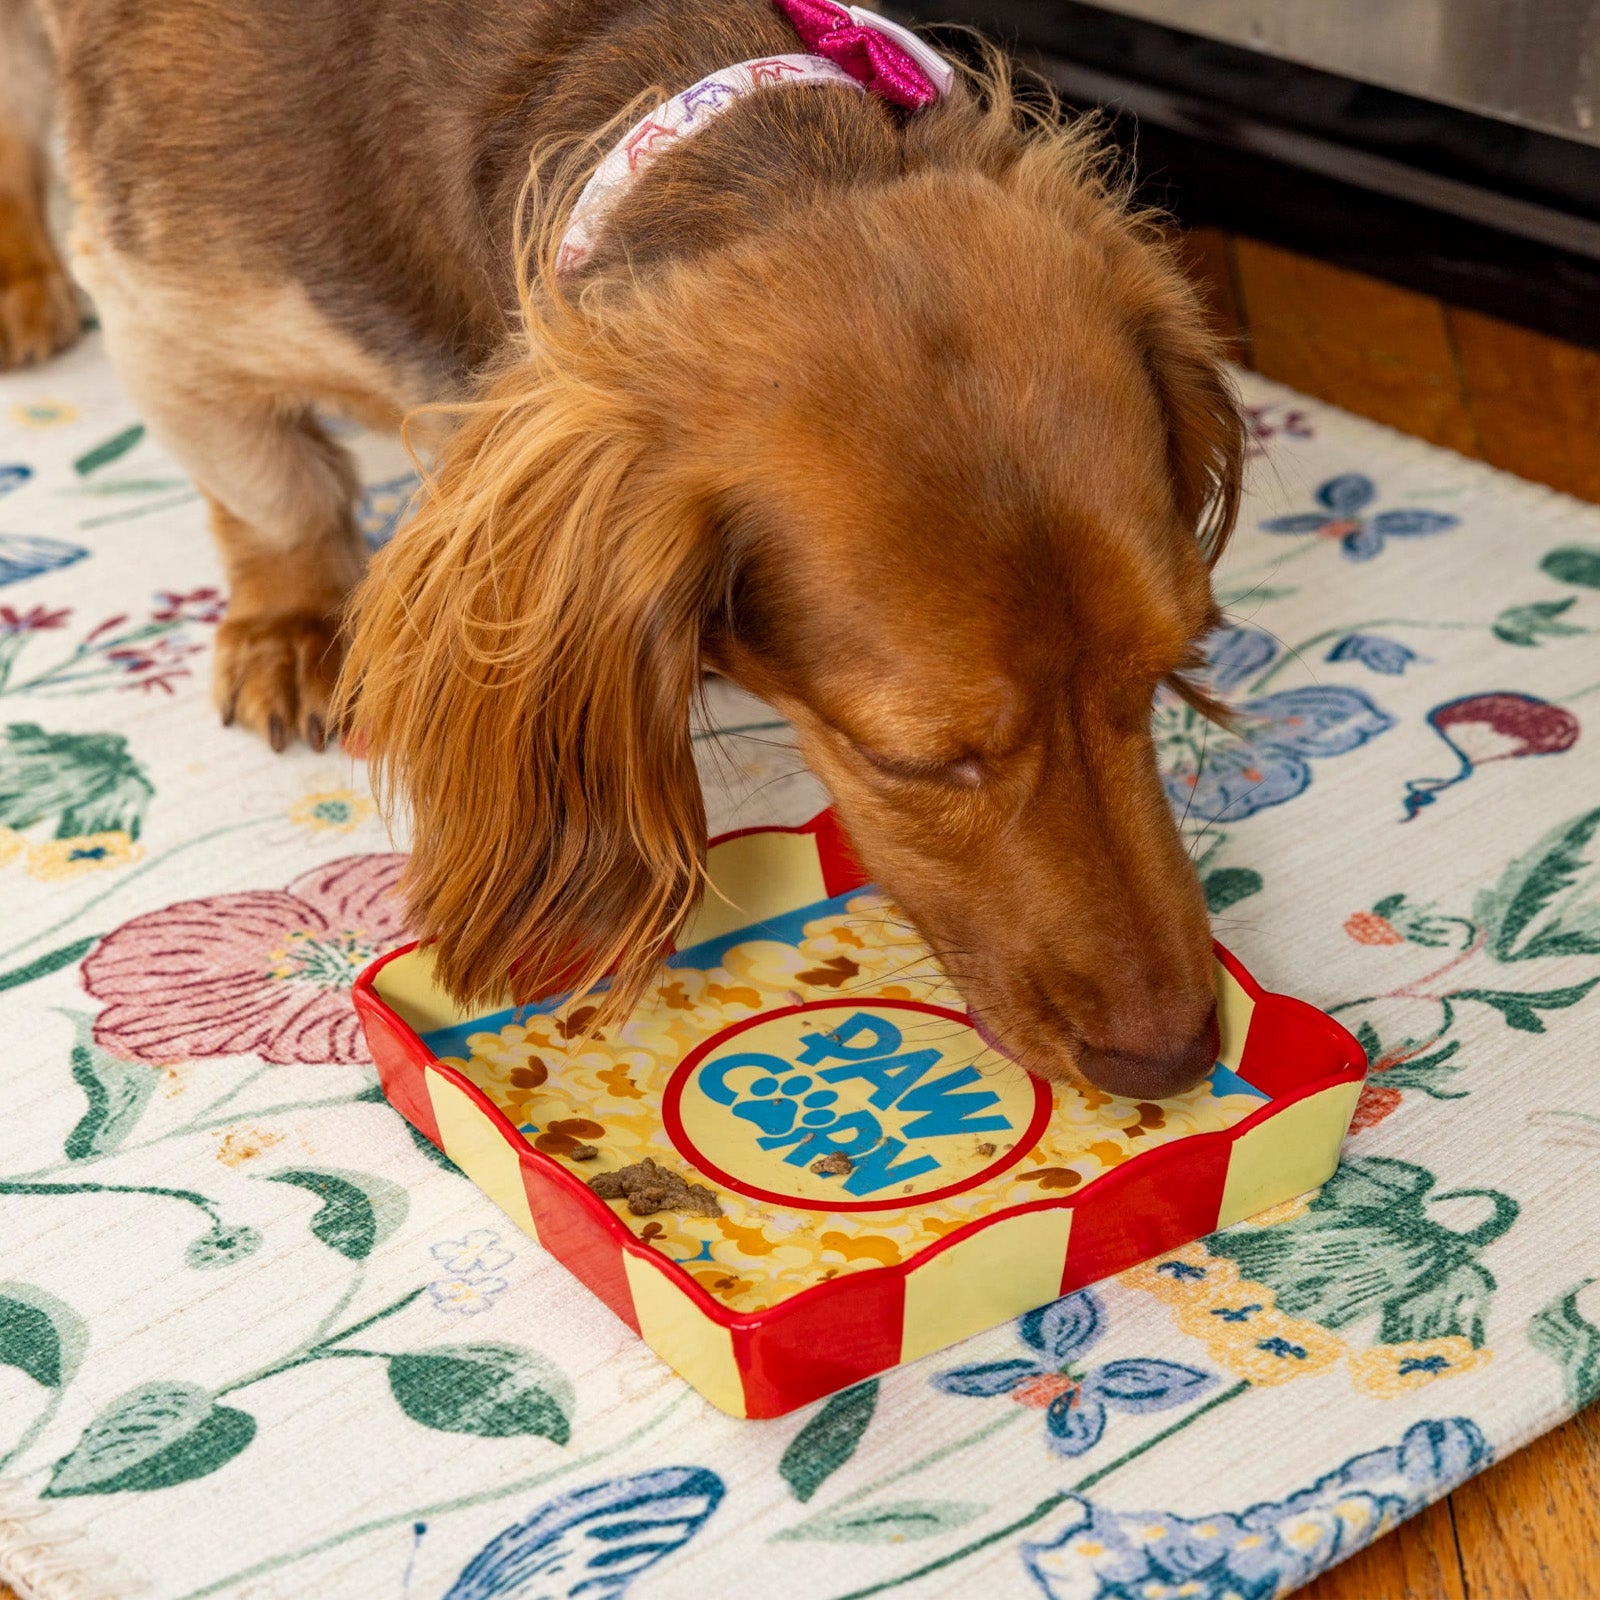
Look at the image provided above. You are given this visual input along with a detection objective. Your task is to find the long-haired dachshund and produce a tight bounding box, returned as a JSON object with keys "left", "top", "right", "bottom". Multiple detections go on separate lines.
{"left": 1, "top": 0, "right": 1244, "bottom": 1098}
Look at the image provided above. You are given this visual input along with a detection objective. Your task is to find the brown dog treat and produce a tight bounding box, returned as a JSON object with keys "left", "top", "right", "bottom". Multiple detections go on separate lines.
{"left": 587, "top": 1157, "right": 721, "bottom": 1218}
{"left": 567, "top": 1143, "right": 600, "bottom": 1161}
{"left": 975, "top": 1142, "right": 996, "bottom": 1158}
{"left": 809, "top": 1152, "right": 854, "bottom": 1176}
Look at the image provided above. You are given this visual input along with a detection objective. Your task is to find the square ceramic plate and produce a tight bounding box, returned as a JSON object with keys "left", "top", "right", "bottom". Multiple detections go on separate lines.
{"left": 354, "top": 810, "right": 1365, "bottom": 1417}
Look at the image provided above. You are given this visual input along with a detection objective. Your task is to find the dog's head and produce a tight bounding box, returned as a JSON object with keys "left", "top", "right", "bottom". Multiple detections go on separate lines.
{"left": 342, "top": 98, "right": 1244, "bottom": 1099}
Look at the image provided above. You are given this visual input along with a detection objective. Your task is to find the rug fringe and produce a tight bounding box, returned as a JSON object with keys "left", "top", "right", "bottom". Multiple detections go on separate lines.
{"left": 0, "top": 1481, "right": 146, "bottom": 1600}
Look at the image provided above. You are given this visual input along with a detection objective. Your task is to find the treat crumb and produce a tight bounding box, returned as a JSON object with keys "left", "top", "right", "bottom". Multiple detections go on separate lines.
{"left": 588, "top": 1157, "right": 722, "bottom": 1218}
{"left": 809, "top": 1151, "right": 854, "bottom": 1177}
{"left": 567, "top": 1143, "right": 599, "bottom": 1161}
{"left": 975, "top": 1142, "right": 996, "bottom": 1158}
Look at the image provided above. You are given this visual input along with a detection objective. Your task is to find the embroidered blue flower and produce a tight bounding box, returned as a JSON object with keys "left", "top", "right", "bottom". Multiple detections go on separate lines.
{"left": 1261, "top": 473, "right": 1457, "bottom": 561}
{"left": 932, "top": 1291, "right": 1216, "bottom": 1458}
{"left": 1327, "top": 633, "right": 1425, "bottom": 676}
{"left": 0, "top": 532, "right": 88, "bottom": 589}
{"left": 1200, "top": 624, "right": 1279, "bottom": 694}
{"left": 1024, "top": 1418, "right": 1490, "bottom": 1600}
{"left": 445, "top": 1466, "right": 725, "bottom": 1600}
{"left": 1157, "top": 626, "right": 1395, "bottom": 825}
{"left": 358, "top": 473, "right": 421, "bottom": 550}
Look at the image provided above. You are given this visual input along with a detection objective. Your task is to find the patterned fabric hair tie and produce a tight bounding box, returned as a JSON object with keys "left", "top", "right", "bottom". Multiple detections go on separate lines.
{"left": 770, "top": 0, "right": 955, "bottom": 109}
{"left": 555, "top": 6, "right": 952, "bottom": 271}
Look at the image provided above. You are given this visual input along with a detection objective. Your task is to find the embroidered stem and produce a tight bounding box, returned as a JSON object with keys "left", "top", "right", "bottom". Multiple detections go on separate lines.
{"left": 168, "top": 1390, "right": 693, "bottom": 1600}
{"left": 691, "top": 720, "right": 790, "bottom": 743}
{"left": 826, "top": 1380, "right": 1252, "bottom": 1600}
{"left": 0, "top": 816, "right": 276, "bottom": 969}
{"left": 0, "top": 1387, "right": 65, "bottom": 1478}
{"left": 823, "top": 1409, "right": 1027, "bottom": 1514}
{"left": 1248, "top": 618, "right": 1481, "bottom": 695}
{"left": 0, "top": 1179, "right": 223, "bottom": 1225}
{"left": 213, "top": 1283, "right": 422, "bottom": 1397}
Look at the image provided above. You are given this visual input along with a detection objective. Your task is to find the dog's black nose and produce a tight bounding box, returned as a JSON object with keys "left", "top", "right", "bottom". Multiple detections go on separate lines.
{"left": 1077, "top": 1008, "right": 1220, "bottom": 1101}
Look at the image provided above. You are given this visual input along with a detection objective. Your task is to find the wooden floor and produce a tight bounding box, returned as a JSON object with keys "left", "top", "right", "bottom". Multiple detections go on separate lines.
{"left": 1178, "top": 229, "right": 1600, "bottom": 506}
{"left": 1178, "top": 228, "right": 1600, "bottom": 1600}
{"left": 3, "top": 236, "right": 1596, "bottom": 1600}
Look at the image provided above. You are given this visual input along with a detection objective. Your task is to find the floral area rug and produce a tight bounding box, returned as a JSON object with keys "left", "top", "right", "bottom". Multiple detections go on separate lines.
{"left": 2, "top": 332, "right": 1599, "bottom": 1600}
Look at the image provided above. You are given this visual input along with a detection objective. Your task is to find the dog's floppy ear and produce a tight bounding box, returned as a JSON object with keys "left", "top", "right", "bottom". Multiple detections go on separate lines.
{"left": 339, "top": 351, "right": 716, "bottom": 1015}
{"left": 1136, "top": 261, "right": 1247, "bottom": 568}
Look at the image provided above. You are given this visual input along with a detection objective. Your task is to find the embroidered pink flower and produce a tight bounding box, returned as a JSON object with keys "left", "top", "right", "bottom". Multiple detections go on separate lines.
{"left": 151, "top": 587, "right": 226, "bottom": 624}
{"left": 0, "top": 604, "right": 70, "bottom": 633}
{"left": 83, "top": 854, "right": 409, "bottom": 1064}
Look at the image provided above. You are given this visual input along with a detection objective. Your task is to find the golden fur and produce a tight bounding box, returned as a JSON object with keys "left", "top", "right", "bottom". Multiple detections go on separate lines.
{"left": 4, "top": 1, "right": 1244, "bottom": 1095}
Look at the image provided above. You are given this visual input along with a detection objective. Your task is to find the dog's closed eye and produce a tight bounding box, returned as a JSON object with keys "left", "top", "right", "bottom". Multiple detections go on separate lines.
{"left": 856, "top": 743, "right": 986, "bottom": 789}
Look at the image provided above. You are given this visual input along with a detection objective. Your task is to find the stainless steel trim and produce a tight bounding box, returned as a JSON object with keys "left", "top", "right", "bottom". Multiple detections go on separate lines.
{"left": 1030, "top": 49, "right": 1600, "bottom": 260}
{"left": 1061, "top": 0, "right": 1600, "bottom": 149}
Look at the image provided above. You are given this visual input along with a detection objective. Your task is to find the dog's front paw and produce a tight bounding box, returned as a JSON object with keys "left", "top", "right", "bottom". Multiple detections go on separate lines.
{"left": 0, "top": 264, "right": 82, "bottom": 370}
{"left": 214, "top": 613, "right": 343, "bottom": 752}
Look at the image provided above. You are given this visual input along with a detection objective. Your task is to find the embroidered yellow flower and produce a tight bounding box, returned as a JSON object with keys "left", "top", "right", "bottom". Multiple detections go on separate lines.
{"left": 1205, "top": 1310, "right": 1345, "bottom": 1386}
{"left": 1120, "top": 1241, "right": 1240, "bottom": 1299}
{"left": 10, "top": 400, "right": 78, "bottom": 428}
{"left": 1170, "top": 1283, "right": 1279, "bottom": 1342}
{"left": 27, "top": 831, "right": 143, "bottom": 881}
{"left": 290, "top": 788, "right": 375, "bottom": 834}
{"left": 1348, "top": 1336, "right": 1491, "bottom": 1397}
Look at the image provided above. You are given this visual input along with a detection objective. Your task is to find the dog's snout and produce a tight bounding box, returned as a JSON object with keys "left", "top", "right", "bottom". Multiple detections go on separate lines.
{"left": 1076, "top": 1005, "right": 1220, "bottom": 1101}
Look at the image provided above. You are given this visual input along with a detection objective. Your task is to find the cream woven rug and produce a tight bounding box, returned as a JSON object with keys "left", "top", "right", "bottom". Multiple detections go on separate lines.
{"left": 2, "top": 334, "right": 1598, "bottom": 1600}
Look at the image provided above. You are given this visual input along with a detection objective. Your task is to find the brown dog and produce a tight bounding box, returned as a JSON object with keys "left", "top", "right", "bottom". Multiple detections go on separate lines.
{"left": 2, "top": 0, "right": 1244, "bottom": 1097}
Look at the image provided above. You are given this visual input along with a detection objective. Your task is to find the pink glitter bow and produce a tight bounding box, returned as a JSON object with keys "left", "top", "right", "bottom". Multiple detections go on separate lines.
{"left": 772, "top": 0, "right": 951, "bottom": 109}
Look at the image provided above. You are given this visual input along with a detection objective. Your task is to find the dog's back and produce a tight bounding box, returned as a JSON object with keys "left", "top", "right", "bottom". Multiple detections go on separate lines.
{"left": 33, "top": 0, "right": 821, "bottom": 385}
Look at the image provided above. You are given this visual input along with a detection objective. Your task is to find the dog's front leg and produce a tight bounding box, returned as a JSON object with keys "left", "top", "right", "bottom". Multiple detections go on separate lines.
{"left": 89, "top": 299, "right": 366, "bottom": 750}
{"left": 203, "top": 472, "right": 365, "bottom": 753}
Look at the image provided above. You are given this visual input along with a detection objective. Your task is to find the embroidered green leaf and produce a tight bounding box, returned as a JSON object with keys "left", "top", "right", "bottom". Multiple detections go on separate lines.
{"left": 387, "top": 1345, "right": 573, "bottom": 1441}
{"left": 0, "top": 936, "right": 99, "bottom": 993}
{"left": 44, "top": 1382, "right": 255, "bottom": 1495}
{"left": 1353, "top": 1020, "right": 1381, "bottom": 1067}
{"left": 71, "top": 477, "right": 190, "bottom": 497}
{"left": 777, "top": 1500, "right": 983, "bottom": 1542}
{"left": 1452, "top": 979, "right": 1600, "bottom": 1034}
{"left": 1542, "top": 545, "right": 1600, "bottom": 589}
{"left": 1491, "top": 597, "right": 1584, "bottom": 647}
{"left": 1203, "top": 867, "right": 1263, "bottom": 914}
{"left": 72, "top": 424, "right": 145, "bottom": 477}
{"left": 1478, "top": 807, "right": 1600, "bottom": 961}
{"left": 1379, "top": 1258, "right": 1497, "bottom": 1347}
{"left": 62, "top": 1010, "right": 162, "bottom": 1160}
{"left": 0, "top": 724, "right": 154, "bottom": 841}
{"left": 779, "top": 1378, "right": 879, "bottom": 1502}
{"left": 1530, "top": 1280, "right": 1600, "bottom": 1409}
{"left": 404, "top": 1117, "right": 463, "bottom": 1175}
{"left": 0, "top": 1284, "right": 87, "bottom": 1389}
{"left": 262, "top": 1168, "right": 408, "bottom": 1260}
{"left": 355, "top": 1077, "right": 464, "bottom": 1170}
{"left": 1374, "top": 1039, "right": 1464, "bottom": 1091}
{"left": 1210, "top": 1157, "right": 1516, "bottom": 1346}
